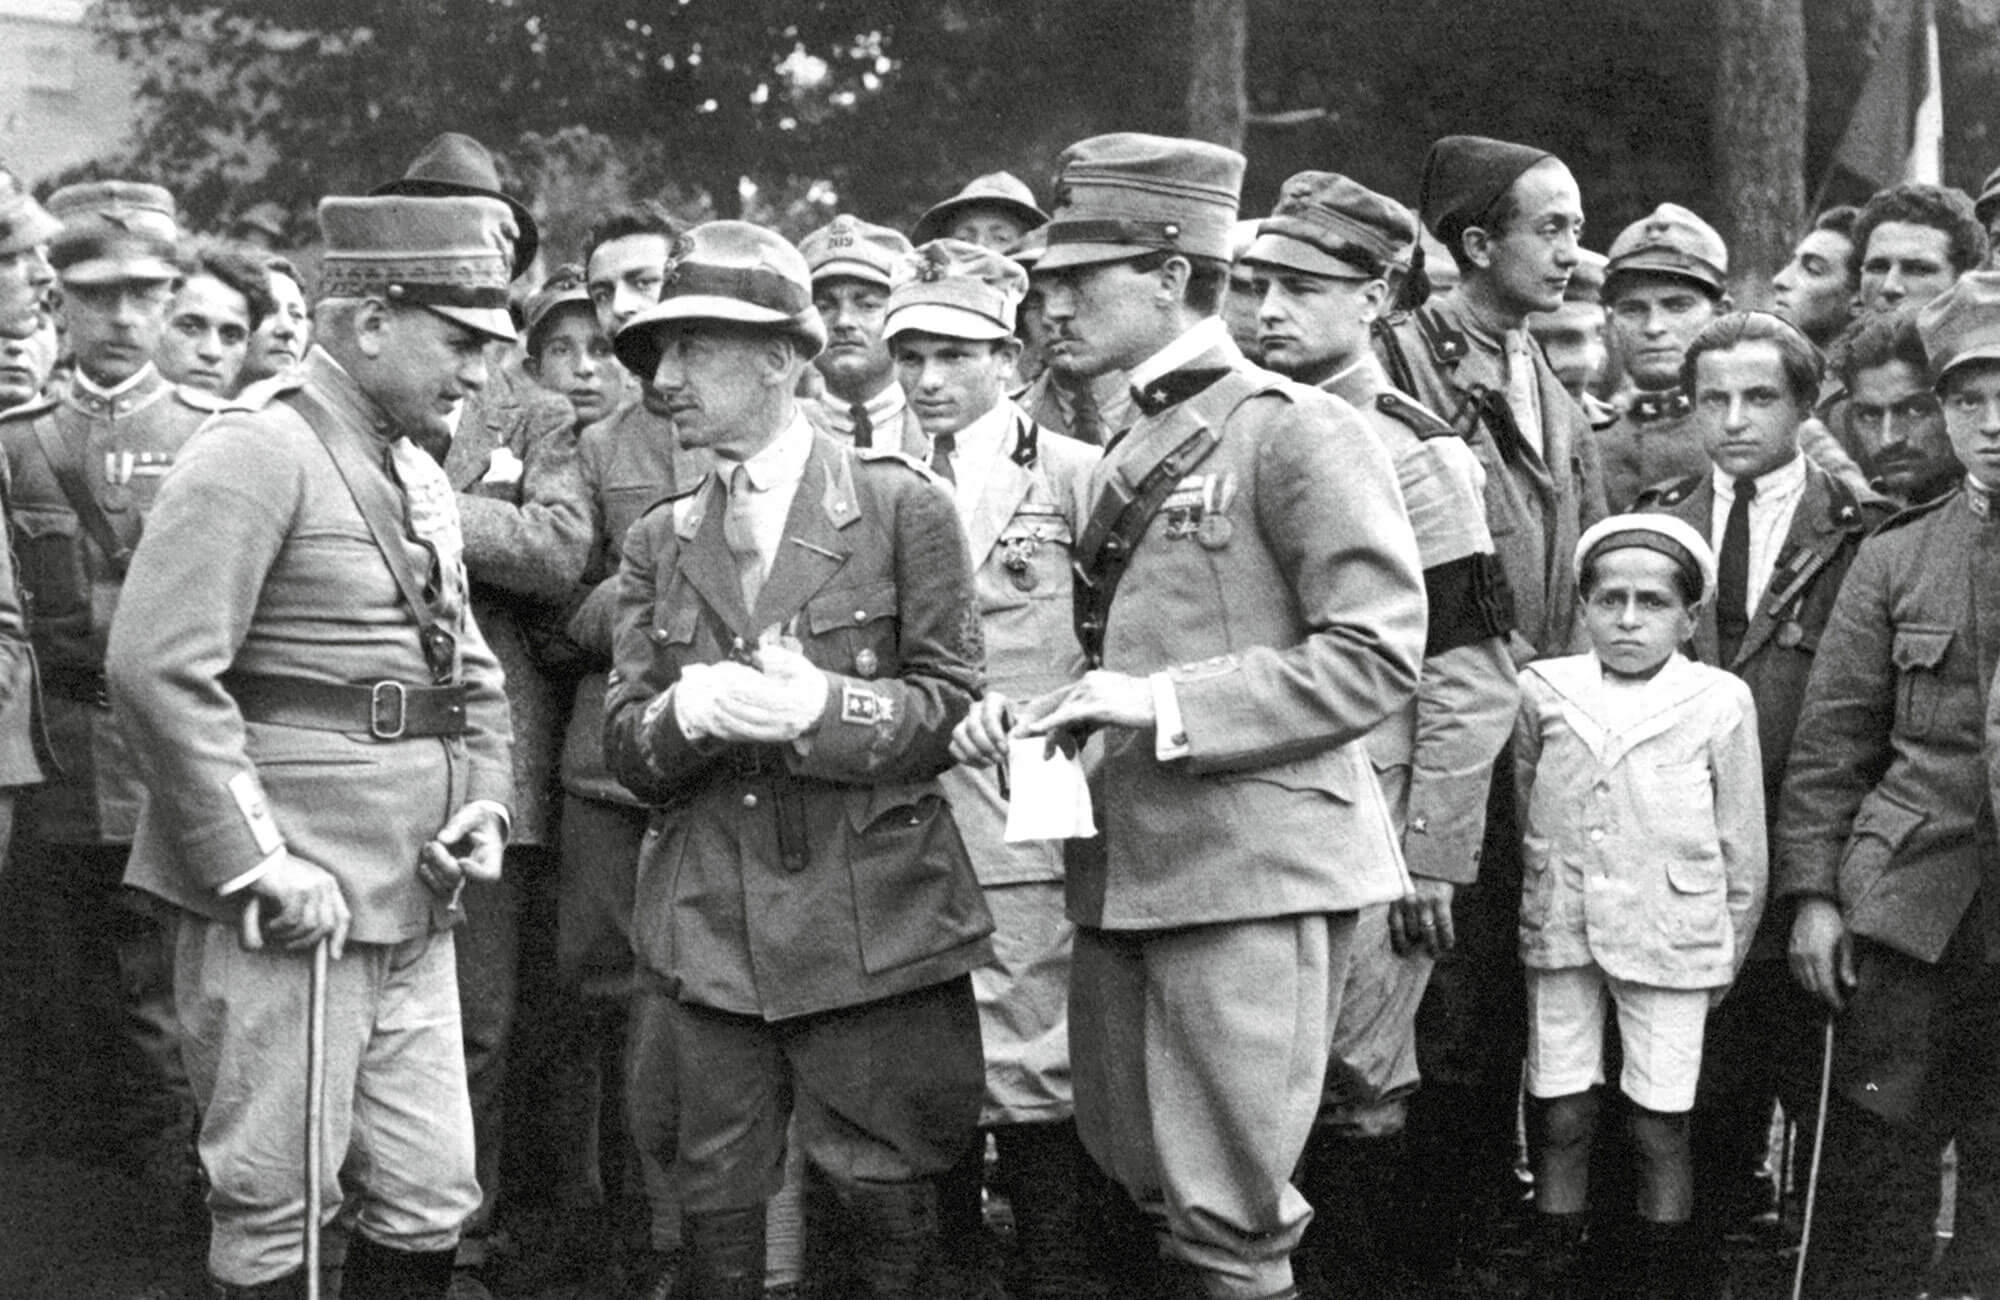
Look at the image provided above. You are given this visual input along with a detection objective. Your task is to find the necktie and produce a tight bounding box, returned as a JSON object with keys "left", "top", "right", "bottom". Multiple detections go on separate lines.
{"left": 723, "top": 464, "right": 763, "bottom": 611}
{"left": 849, "top": 401, "right": 873, "bottom": 448}
{"left": 929, "top": 431, "right": 956, "bottom": 485}
{"left": 1067, "top": 379, "right": 1105, "bottom": 445}
{"left": 1717, "top": 476, "right": 1756, "bottom": 662}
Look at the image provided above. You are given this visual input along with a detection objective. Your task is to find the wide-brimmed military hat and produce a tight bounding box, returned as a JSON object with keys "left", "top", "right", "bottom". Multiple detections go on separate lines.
{"left": 910, "top": 171, "right": 1050, "bottom": 246}
{"left": 1420, "top": 134, "right": 1554, "bottom": 254}
{"left": 1038, "top": 133, "right": 1245, "bottom": 272}
{"left": 1247, "top": 171, "right": 1416, "bottom": 279}
{"left": 885, "top": 239, "right": 1029, "bottom": 343}
{"left": 1605, "top": 203, "right": 1728, "bottom": 298}
{"left": 0, "top": 170, "right": 60, "bottom": 259}
{"left": 614, "top": 220, "right": 826, "bottom": 376}
{"left": 46, "top": 181, "right": 181, "bottom": 285}
{"left": 373, "top": 132, "right": 538, "bottom": 278}
{"left": 799, "top": 215, "right": 912, "bottom": 291}
{"left": 522, "top": 263, "right": 593, "bottom": 341}
{"left": 1006, "top": 226, "right": 1048, "bottom": 273}
{"left": 1917, "top": 269, "right": 2000, "bottom": 383}
{"left": 317, "top": 194, "right": 517, "bottom": 342}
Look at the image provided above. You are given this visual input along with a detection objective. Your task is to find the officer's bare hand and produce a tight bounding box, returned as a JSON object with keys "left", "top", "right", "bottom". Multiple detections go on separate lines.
{"left": 951, "top": 695, "right": 1014, "bottom": 768}
{"left": 419, "top": 801, "right": 508, "bottom": 900}
{"left": 1016, "top": 671, "right": 1154, "bottom": 745}
{"left": 247, "top": 854, "right": 350, "bottom": 959}
{"left": 1390, "top": 877, "right": 1456, "bottom": 956}
{"left": 1789, "top": 898, "right": 1856, "bottom": 1012}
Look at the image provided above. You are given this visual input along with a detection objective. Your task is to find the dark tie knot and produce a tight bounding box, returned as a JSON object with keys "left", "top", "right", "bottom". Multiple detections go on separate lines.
{"left": 1734, "top": 475, "right": 1757, "bottom": 501}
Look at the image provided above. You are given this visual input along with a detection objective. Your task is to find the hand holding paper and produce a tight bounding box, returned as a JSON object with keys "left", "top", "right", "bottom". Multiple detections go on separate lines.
{"left": 1002, "top": 734, "right": 1096, "bottom": 843}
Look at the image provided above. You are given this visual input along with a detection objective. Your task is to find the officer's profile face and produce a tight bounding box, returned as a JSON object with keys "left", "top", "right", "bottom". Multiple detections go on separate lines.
{"left": 0, "top": 313, "right": 56, "bottom": 408}
{"left": 242, "top": 268, "right": 309, "bottom": 385}
{"left": 811, "top": 277, "right": 894, "bottom": 399}
{"left": 1467, "top": 159, "right": 1584, "bottom": 320}
{"left": 527, "top": 303, "right": 623, "bottom": 428}
{"left": 1938, "top": 359, "right": 2000, "bottom": 491}
{"left": 947, "top": 207, "right": 1030, "bottom": 253}
{"left": 1859, "top": 222, "right": 1956, "bottom": 314}
{"left": 1693, "top": 340, "right": 1806, "bottom": 481}
{"left": 59, "top": 276, "right": 173, "bottom": 387}
{"left": 586, "top": 232, "right": 671, "bottom": 338}
{"left": 157, "top": 272, "right": 252, "bottom": 395}
{"left": 1772, "top": 229, "right": 1854, "bottom": 341}
{"left": 891, "top": 331, "right": 1015, "bottom": 436}
{"left": 645, "top": 323, "right": 792, "bottom": 458}
{"left": 1527, "top": 301, "right": 1607, "bottom": 400}
{"left": 0, "top": 245, "right": 54, "bottom": 335}
{"left": 1035, "top": 257, "right": 1167, "bottom": 378}
{"left": 365, "top": 305, "right": 491, "bottom": 441}
{"left": 1580, "top": 547, "right": 1694, "bottom": 680}
{"left": 1607, "top": 276, "right": 1720, "bottom": 391}
{"left": 1249, "top": 264, "right": 1376, "bottom": 383}
{"left": 1847, "top": 358, "right": 1955, "bottom": 500}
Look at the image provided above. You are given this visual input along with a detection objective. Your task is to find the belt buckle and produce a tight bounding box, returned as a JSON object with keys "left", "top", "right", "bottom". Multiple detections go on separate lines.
{"left": 369, "top": 681, "right": 407, "bottom": 740}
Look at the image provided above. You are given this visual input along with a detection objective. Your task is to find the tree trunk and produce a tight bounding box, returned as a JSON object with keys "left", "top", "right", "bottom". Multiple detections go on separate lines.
{"left": 1186, "top": 0, "right": 1246, "bottom": 151}
{"left": 1712, "top": 0, "right": 1808, "bottom": 305}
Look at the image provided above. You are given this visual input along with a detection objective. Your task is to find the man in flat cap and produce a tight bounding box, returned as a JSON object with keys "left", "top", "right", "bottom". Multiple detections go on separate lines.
{"left": 911, "top": 171, "right": 1050, "bottom": 252}
{"left": 603, "top": 219, "right": 990, "bottom": 1299}
{"left": 880, "top": 238, "right": 1100, "bottom": 1298}
{"left": 1595, "top": 203, "right": 1732, "bottom": 511}
{"left": 1240, "top": 170, "right": 1518, "bottom": 1295}
{"left": 801, "top": 214, "right": 926, "bottom": 452}
{"left": 0, "top": 179, "right": 224, "bottom": 1212}
{"left": 1373, "top": 134, "right": 1607, "bottom": 1282}
{"left": 107, "top": 192, "right": 517, "bottom": 1299}
{"left": 1777, "top": 271, "right": 2000, "bottom": 1300}
{"left": 980, "top": 131, "right": 1425, "bottom": 1300}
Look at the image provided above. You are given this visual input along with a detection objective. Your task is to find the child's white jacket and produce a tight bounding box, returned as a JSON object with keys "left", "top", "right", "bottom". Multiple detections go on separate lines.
{"left": 1514, "top": 652, "right": 1767, "bottom": 989}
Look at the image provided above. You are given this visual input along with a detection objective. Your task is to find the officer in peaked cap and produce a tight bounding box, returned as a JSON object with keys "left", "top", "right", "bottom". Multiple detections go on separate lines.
{"left": 1242, "top": 170, "right": 1517, "bottom": 1294}
{"left": 375, "top": 131, "right": 539, "bottom": 278}
{"left": 798, "top": 213, "right": 921, "bottom": 450}
{"left": 911, "top": 170, "right": 1050, "bottom": 251}
{"left": 108, "top": 192, "right": 517, "bottom": 1299}
{"left": 972, "top": 132, "right": 1425, "bottom": 1299}
{"left": 0, "top": 165, "right": 60, "bottom": 336}
{"left": 1008, "top": 223, "right": 1137, "bottom": 445}
{"left": 1597, "top": 202, "right": 1733, "bottom": 510}
{"left": 603, "top": 218, "right": 988, "bottom": 1299}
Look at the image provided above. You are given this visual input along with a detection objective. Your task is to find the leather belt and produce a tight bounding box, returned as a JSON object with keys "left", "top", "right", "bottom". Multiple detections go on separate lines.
{"left": 228, "top": 673, "right": 467, "bottom": 739}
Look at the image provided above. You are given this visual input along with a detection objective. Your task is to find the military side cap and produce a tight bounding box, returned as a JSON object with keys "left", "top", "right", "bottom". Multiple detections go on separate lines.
{"left": 1039, "top": 133, "right": 1245, "bottom": 272}
{"left": 885, "top": 239, "right": 1029, "bottom": 342}
{"left": 1420, "top": 134, "right": 1553, "bottom": 253}
{"left": 317, "top": 194, "right": 517, "bottom": 343}
{"left": 1916, "top": 269, "right": 2000, "bottom": 383}
{"left": 373, "top": 132, "right": 538, "bottom": 278}
{"left": 799, "top": 215, "right": 912, "bottom": 291}
{"left": 615, "top": 220, "right": 826, "bottom": 376}
{"left": 46, "top": 181, "right": 180, "bottom": 284}
{"left": 0, "top": 169, "right": 59, "bottom": 258}
{"left": 1977, "top": 164, "right": 2000, "bottom": 227}
{"left": 1247, "top": 171, "right": 1416, "bottom": 279}
{"left": 1574, "top": 512, "right": 1717, "bottom": 605}
{"left": 1606, "top": 203, "right": 1727, "bottom": 297}
{"left": 911, "top": 171, "right": 1049, "bottom": 246}
{"left": 1565, "top": 248, "right": 1608, "bottom": 304}
{"left": 1007, "top": 226, "right": 1047, "bottom": 273}
{"left": 523, "top": 263, "right": 592, "bottom": 340}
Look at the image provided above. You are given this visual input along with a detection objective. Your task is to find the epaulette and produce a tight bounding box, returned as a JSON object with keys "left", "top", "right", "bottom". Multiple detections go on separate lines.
{"left": 174, "top": 384, "right": 234, "bottom": 412}
{"left": 1626, "top": 390, "right": 1692, "bottom": 425}
{"left": 1823, "top": 473, "right": 1890, "bottom": 531}
{"left": 1375, "top": 390, "right": 1454, "bottom": 440}
{"left": 1870, "top": 484, "right": 1957, "bottom": 536}
{"left": 855, "top": 444, "right": 946, "bottom": 485}
{"left": 0, "top": 393, "right": 56, "bottom": 424}
{"left": 1412, "top": 302, "right": 1467, "bottom": 366}
{"left": 1632, "top": 473, "right": 1702, "bottom": 509}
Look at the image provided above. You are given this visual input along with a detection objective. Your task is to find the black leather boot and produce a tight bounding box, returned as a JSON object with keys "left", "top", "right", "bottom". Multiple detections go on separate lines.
{"left": 994, "top": 1121, "right": 1104, "bottom": 1299}
{"left": 683, "top": 1205, "right": 767, "bottom": 1300}
{"left": 340, "top": 1234, "right": 456, "bottom": 1300}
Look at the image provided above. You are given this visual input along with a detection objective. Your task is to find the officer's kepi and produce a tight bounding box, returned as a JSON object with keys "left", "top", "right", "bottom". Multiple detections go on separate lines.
{"left": 316, "top": 194, "right": 519, "bottom": 343}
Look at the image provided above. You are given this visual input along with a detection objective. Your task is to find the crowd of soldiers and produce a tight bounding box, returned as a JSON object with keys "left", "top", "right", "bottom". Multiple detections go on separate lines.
{"left": 0, "top": 119, "right": 1993, "bottom": 1300}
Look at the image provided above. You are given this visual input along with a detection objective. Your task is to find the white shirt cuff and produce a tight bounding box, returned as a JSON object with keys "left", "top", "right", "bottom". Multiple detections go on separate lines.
{"left": 218, "top": 846, "right": 285, "bottom": 897}
{"left": 1152, "top": 672, "right": 1190, "bottom": 760}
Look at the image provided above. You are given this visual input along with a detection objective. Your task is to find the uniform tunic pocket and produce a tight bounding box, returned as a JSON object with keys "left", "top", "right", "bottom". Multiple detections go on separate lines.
{"left": 1890, "top": 624, "right": 1953, "bottom": 739}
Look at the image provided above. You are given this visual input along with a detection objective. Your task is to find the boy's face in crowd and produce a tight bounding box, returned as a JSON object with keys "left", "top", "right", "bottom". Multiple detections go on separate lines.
{"left": 528, "top": 304, "right": 623, "bottom": 427}
{"left": 1940, "top": 359, "right": 2000, "bottom": 493}
{"left": 157, "top": 271, "right": 253, "bottom": 395}
{"left": 1582, "top": 547, "right": 1694, "bottom": 680}
{"left": 892, "top": 331, "right": 1013, "bottom": 437}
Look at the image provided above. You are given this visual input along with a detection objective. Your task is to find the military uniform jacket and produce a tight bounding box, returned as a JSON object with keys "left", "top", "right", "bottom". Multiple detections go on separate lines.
{"left": 1376, "top": 292, "right": 1608, "bottom": 660}
{"left": 1013, "top": 368, "right": 1137, "bottom": 447}
{"left": 0, "top": 364, "right": 226, "bottom": 841}
{"left": 1599, "top": 388, "right": 1703, "bottom": 514}
{"left": 937, "top": 403, "right": 1096, "bottom": 887}
{"left": 1072, "top": 338, "right": 1426, "bottom": 930}
{"left": 604, "top": 426, "right": 992, "bottom": 1020}
{"left": 561, "top": 397, "right": 713, "bottom": 809}
{"left": 107, "top": 349, "right": 514, "bottom": 943}
{"left": 1777, "top": 482, "right": 2000, "bottom": 964}
{"left": 441, "top": 367, "right": 590, "bottom": 845}
{"left": 1328, "top": 358, "right": 1517, "bottom": 885}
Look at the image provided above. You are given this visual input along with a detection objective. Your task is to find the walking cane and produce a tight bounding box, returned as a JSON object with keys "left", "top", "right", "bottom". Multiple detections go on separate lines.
{"left": 1791, "top": 1017, "right": 1836, "bottom": 1300}
{"left": 240, "top": 900, "right": 330, "bottom": 1300}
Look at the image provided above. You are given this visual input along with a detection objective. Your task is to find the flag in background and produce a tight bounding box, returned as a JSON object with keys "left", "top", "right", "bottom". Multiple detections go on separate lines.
{"left": 1815, "top": 0, "right": 1942, "bottom": 205}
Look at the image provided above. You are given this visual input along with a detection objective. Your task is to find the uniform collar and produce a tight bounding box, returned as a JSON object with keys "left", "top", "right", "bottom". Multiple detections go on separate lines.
{"left": 305, "top": 346, "right": 396, "bottom": 444}
{"left": 729, "top": 408, "right": 815, "bottom": 494}
{"left": 1968, "top": 474, "right": 1997, "bottom": 519}
{"left": 1127, "top": 316, "right": 1234, "bottom": 395}
{"left": 1627, "top": 387, "right": 1692, "bottom": 423}
{"left": 1713, "top": 451, "right": 1807, "bottom": 502}
{"left": 72, "top": 362, "right": 156, "bottom": 402}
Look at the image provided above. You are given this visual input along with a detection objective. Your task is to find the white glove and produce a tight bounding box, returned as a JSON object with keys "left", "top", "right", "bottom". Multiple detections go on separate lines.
{"left": 752, "top": 643, "right": 830, "bottom": 740}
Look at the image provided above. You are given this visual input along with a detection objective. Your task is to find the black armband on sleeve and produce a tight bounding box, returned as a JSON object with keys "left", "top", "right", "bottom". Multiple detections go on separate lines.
{"left": 1423, "top": 552, "right": 1515, "bottom": 656}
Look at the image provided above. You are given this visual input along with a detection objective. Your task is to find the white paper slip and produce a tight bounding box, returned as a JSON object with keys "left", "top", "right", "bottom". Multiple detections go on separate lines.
{"left": 1003, "top": 734, "right": 1097, "bottom": 842}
